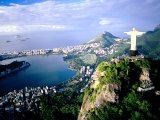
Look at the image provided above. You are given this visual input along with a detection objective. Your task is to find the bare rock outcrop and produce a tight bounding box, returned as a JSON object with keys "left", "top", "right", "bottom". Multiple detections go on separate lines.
{"left": 78, "top": 69, "right": 120, "bottom": 120}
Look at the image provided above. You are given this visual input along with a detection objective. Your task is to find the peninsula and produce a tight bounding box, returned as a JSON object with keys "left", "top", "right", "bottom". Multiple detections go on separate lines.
{"left": 0, "top": 61, "right": 30, "bottom": 78}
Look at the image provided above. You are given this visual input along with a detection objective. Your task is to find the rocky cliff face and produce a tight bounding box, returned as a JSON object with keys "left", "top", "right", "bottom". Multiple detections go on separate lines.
{"left": 138, "top": 68, "right": 154, "bottom": 92}
{"left": 78, "top": 61, "right": 121, "bottom": 120}
{"left": 78, "top": 82, "right": 120, "bottom": 120}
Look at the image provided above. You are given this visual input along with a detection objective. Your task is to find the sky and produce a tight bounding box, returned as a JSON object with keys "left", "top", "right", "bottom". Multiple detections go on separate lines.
{"left": 0, "top": 0, "right": 160, "bottom": 37}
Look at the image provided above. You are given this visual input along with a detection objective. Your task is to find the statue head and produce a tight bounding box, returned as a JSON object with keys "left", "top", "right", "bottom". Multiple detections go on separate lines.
{"left": 132, "top": 27, "right": 136, "bottom": 31}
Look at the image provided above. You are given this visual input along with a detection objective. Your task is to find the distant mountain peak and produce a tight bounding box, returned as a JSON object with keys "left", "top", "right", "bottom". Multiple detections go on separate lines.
{"left": 86, "top": 31, "right": 118, "bottom": 48}
{"left": 154, "top": 24, "right": 160, "bottom": 30}
{"left": 102, "top": 31, "right": 109, "bottom": 35}
{"left": 102, "top": 31, "right": 117, "bottom": 38}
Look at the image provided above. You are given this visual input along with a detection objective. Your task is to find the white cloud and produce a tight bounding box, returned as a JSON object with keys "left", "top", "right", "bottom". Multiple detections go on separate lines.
{"left": 0, "top": 0, "right": 159, "bottom": 35}
{"left": 99, "top": 0, "right": 104, "bottom": 3}
{"left": 0, "top": 25, "right": 21, "bottom": 34}
{"left": 0, "top": 25, "right": 66, "bottom": 34}
{"left": 99, "top": 18, "right": 112, "bottom": 26}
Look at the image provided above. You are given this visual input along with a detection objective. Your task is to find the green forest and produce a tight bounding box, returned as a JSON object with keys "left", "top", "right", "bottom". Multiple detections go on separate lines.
{"left": 40, "top": 91, "right": 84, "bottom": 120}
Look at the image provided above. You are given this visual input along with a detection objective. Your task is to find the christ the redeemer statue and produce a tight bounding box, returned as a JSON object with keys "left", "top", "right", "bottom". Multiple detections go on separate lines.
{"left": 124, "top": 28, "right": 145, "bottom": 56}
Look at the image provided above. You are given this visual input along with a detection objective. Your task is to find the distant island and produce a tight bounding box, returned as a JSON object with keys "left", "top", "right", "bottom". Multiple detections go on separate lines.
{"left": 6, "top": 40, "right": 11, "bottom": 43}
{"left": 0, "top": 61, "right": 30, "bottom": 78}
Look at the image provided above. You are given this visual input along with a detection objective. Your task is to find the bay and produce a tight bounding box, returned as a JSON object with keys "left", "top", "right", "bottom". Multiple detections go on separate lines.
{"left": 0, "top": 55, "right": 76, "bottom": 96}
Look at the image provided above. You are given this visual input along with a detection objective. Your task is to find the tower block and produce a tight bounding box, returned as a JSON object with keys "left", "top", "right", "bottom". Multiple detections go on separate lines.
{"left": 124, "top": 28, "right": 145, "bottom": 56}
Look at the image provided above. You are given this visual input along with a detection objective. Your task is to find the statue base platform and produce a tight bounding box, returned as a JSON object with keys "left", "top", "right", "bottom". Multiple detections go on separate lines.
{"left": 129, "top": 50, "right": 138, "bottom": 56}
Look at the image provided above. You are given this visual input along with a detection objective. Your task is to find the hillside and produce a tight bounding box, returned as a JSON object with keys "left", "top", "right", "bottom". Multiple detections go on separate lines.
{"left": 85, "top": 31, "right": 117, "bottom": 48}
{"left": 137, "top": 26, "right": 160, "bottom": 59}
{"left": 78, "top": 57, "right": 160, "bottom": 120}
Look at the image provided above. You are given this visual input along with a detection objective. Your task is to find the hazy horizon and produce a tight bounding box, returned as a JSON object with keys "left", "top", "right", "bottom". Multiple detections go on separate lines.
{"left": 0, "top": 30, "right": 103, "bottom": 52}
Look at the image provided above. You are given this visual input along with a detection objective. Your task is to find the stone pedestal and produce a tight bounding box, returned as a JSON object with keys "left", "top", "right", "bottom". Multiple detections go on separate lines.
{"left": 129, "top": 50, "right": 138, "bottom": 56}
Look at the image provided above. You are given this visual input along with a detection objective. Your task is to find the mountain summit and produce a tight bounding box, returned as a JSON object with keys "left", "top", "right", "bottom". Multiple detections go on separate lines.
{"left": 154, "top": 24, "right": 160, "bottom": 30}
{"left": 86, "top": 31, "right": 118, "bottom": 48}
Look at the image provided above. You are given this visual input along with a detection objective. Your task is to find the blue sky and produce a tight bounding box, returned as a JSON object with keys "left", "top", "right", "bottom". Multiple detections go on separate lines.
{"left": 0, "top": 0, "right": 44, "bottom": 5}
{"left": 0, "top": 0, "right": 80, "bottom": 5}
{"left": 0, "top": 0, "right": 160, "bottom": 36}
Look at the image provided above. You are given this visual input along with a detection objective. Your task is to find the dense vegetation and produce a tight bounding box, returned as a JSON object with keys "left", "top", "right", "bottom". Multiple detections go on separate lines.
{"left": 137, "top": 27, "right": 160, "bottom": 59}
{"left": 89, "top": 85, "right": 159, "bottom": 120}
{"left": 88, "top": 58, "right": 160, "bottom": 120}
{"left": 63, "top": 54, "right": 87, "bottom": 70}
{"left": 40, "top": 91, "right": 84, "bottom": 120}
{"left": 0, "top": 61, "right": 24, "bottom": 72}
{"left": 40, "top": 75, "right": 87, "bottom": 120}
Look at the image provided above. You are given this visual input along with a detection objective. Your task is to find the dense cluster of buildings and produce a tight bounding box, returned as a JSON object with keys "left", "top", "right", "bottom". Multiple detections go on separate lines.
{"left": 52, "top": 43, "right": 101, "bottom": 54}
{"left": 0, "top": 49, "right": 53, "bottom": 60}
{"left": 0, "top": 86, "right": 56, "bottom": 119}
{"left": 79, "top": 66, "right": 94, "bottom": 76}
{"left": 79, "top": 66, "right": 94, "bottom": 93}
{"left": 20, "top": 49, "right": 52, "bottom": 56}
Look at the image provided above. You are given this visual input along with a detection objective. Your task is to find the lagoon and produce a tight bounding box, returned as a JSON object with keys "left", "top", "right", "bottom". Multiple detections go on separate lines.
{"left": 0, "top": 55, "right": 76, "bottom": 96}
